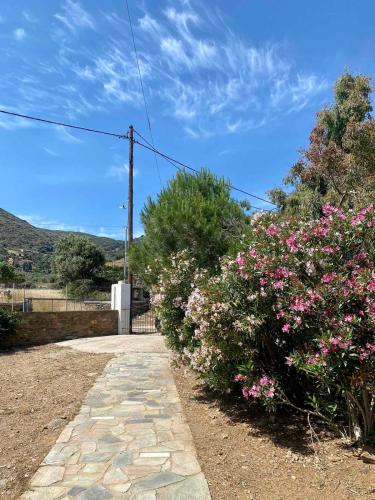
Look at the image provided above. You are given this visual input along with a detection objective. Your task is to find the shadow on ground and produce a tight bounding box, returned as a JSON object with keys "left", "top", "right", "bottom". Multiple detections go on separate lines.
{"left": 190, "top": 381, "right": 339, "bottom": 457}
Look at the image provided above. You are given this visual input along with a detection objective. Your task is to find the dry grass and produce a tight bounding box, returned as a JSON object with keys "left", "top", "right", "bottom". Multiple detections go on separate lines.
{"left": 0, "top": 288, "right": 64, "bottom": 300}
{"left": 0, "top": 288, "right": 111, "bottom": 312}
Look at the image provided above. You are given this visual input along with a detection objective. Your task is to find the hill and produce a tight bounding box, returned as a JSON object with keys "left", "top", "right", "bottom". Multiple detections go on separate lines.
{"left": 0, "top": 208, "right": 124, "bottom": 275}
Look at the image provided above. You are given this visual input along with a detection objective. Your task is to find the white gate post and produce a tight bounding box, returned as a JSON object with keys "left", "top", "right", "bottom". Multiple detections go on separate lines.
{"left": 111, "top": 281, "right": 131, "bottom": 334}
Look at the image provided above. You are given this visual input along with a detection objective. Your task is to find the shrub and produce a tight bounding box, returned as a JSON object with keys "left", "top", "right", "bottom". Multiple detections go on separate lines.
{"left": 67, "top": 279, "right": 94, "bottom": 299}
{"left": 53, "top": 234, "right": 105, "bottom": 285}
{"left": 155, "top": 204, "right": 375, "bottom": 441}
{"left": 0, "top": 309, "right": 18, "bottom": 338}
{"left": 150, "top": 250, "right": 205, "bottom": 353}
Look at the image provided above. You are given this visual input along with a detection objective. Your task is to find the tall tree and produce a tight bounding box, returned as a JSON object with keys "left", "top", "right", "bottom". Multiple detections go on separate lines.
{"left": 129, "top": 169, "right": 248, "bottom": 285}
{"left": 269, "top": 72, "right": 375, "bottom": 214}
{"left": 0, "top": 261, "right": 17, "bottom": 284}
{"left": 53, "top": 234, "right": 105, "bottom": 285}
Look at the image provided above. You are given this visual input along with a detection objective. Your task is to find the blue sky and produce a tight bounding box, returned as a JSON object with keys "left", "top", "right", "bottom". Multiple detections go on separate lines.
{"left": 0, "top": 0, "right": 374, "bottom": 240}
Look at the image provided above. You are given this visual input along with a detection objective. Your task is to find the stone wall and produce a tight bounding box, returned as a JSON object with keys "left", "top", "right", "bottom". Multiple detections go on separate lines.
{"left": 0, "top": 310, "right": 118, "bottom": 349}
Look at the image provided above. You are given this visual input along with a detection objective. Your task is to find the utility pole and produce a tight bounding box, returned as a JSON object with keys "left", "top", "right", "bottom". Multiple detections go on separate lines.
{"left": 123, "top": 225, "right": 128, "bottom": 282}
{"left": 128, "top": 125, "right": 134, "bottom": 334}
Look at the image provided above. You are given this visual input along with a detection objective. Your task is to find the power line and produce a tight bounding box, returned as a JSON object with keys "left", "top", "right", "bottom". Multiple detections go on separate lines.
{"left": 124, "top": 0, "right": 162, "bottom": 186}
{"left": 0, "top": 107, "right": 277, "bottom": 209}
{"left": 134, "top": 129, "right": 270, "bottom": 211}
{"left": 133, "top": 128, "right": 277, "bottom": 208}
{"left": 0, "top": 109, "right": 128, "bottom": 139}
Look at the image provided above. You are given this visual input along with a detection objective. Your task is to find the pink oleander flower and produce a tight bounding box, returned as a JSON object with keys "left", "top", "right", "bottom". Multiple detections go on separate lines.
{"left": 234, "top": 374, "right": 247, "bottom": 382}
{"left": 236, "top": 254, "right": 245, "bottom": 267}
{"left": 322, "top": 246, "right": 336, "bottom": 254}
{"left": 321, "top": 272, "right": 337, "bottom": 284}
{"left": 276, "top": 309, "right": 285, "bottom": 319}
{"left": 330, "top": 336, "right": 341, "bottom": 347}
{"left": 307, "top": 353, "right": 320, "bottom": 365}
{"left": 259, "top": 277, "right": 267, "bottom": 286}
{"left": 344, "top": 314, "right": 354, "bottom": 323}
{"left": 272, "top": 267, "right": 291, "bottom": 279}
{"left": 312, "top": 226, "right": 329, "bottom": 237}
{"left": 355, "top": 251, "right": 368, "bottom": 261}
{"left": 291, "top": 296, "right": 309, "bottom": 312}
{"left": 273, "top": 280, "right": 284, "bottom": 290}
{"left": 266, "top": 224, "right": 280, "bottom": 237}
{"left": 286, "top": 233, "right": 299, "bottom": 253}
{"left": 286, "top": 356, "right": 294, "bottom": 366}
{"left": 265, "top": 387, "right": 275, "bottom": 398}
{"left": 322, "top": 203, "right": 335, "bottom": 216}
{"left": 319, "top": 340, "right": 330, "bottom": 354}
{"left": 351, "top": 213, "right": 365, "bottom": 225}
{"left": 242, "top": 387, "right": 251, "bottom": 399}
{"left": 248, "top": 385, "right": 261, "bottom": 398}
{"left": 282, "top": 323, "right": 291, "bottom": 333}
{"left": 259, "top": 375, "right": 273, "bottom": 386}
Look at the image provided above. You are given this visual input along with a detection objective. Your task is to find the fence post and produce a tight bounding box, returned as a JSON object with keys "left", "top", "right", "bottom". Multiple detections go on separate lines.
{"left": 65, "top": 285, "right": 68, "bottom": 311}
{"left": 11, "top": 283, "right": 14, "bottom": 312}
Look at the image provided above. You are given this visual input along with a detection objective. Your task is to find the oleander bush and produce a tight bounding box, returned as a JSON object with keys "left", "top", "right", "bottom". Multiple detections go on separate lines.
{"left": 153, "top": 204, "right": 375, "bottom": 441}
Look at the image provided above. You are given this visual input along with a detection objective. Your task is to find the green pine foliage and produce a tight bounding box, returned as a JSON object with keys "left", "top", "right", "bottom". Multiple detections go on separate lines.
{"left": 129, "top": 169, "right": 248, "bottom": 286}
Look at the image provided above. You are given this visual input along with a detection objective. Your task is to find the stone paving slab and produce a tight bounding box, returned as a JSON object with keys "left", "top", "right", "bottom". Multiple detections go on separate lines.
{"left": 22, "top": 336, "right": 211, "bottom": 500}
{"left": 57, "top": 335, "right": 166, "bottom": 354}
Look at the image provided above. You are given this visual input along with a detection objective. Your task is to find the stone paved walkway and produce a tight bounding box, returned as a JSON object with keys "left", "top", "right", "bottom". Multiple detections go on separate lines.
{"left": 22, "top": 336, "right": 211, "bottom": 500}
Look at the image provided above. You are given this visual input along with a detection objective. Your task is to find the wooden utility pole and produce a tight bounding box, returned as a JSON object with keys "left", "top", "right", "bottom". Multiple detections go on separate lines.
{"left": 128, "top": 125, "right": 134, "bottom": 333}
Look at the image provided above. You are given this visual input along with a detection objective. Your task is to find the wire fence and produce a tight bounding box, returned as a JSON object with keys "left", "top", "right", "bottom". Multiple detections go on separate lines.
{"left": 0, "top": 285, "right": 111, "bottom": 312}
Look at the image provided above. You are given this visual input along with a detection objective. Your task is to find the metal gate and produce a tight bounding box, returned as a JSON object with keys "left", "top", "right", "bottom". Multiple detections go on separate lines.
{"left": 131, "top": 301, "right": 158, "bottom": 333}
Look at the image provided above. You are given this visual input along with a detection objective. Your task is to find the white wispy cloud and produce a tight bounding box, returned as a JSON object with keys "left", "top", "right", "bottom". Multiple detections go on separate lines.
{"left": 16, "top": 213, "right": 73, "bottom": 230}
{"left": 43, "top": 147, "right": 58, "bottom": 156}
{"left": 13, "top": 28, "right": 26, "bottom": 41}
{"left": 56, "top": 127, "right": 84, "bottom": 144}
{"left": 0, "top": 105, "right": 35, "bottom": 130}
{"left": 107, "top": 163, "right": 139, "bottom": 180}
{"left": 54, "top": 0, "right": 96, "bottom": 34}
{"left": 17, "top": 213, "right": 124, "bottom": 239}
{"left": 133, "top": 2, "right": 327, "bottom": 136}
{"left": 1, "top": 0, "right": 327, "bottom": 141}
{"left": 22, "top": 11, "right": 38, "bottom": 23}
{"left": 97, "top": 228, "right": 125, "bottom": 240}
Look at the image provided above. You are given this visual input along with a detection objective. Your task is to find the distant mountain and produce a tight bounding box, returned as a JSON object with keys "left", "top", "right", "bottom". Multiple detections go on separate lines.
{"left": 0, "top": 208, "right": 124, "bottom": 274}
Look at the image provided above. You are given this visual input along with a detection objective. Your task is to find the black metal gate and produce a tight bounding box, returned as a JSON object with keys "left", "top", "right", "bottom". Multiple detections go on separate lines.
{"left": 131, "top": 301, "right": 158, "bottom": 333}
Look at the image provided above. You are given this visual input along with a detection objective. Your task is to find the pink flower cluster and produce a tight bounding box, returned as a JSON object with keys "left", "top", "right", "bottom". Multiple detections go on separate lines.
{"left": 232, "top": 203, "right": 375, "bottom": 390}
{"left": 351, "top": 205, "right": 374, "bottom": 226}
{"left": 241, "top": 376, "right": 276, "bottom": 400}
{"left": 358, "top": 343, "right": 375, "bottom": 361}
{"left": 319, "top": 336, "right": 352, "bottom": 354}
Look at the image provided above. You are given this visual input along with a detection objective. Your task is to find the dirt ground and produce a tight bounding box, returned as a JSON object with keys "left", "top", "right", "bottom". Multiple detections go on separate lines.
{"left": 173, "top": 365, "right": 375, "bottom": 500}
{"left": 0, "top": 344, "right": 111, "bottom": 499}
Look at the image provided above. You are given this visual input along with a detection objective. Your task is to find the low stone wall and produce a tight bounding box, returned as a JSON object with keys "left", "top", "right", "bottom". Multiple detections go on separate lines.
{"left": 0, "top": 310, "right": 118, "bottom": 349}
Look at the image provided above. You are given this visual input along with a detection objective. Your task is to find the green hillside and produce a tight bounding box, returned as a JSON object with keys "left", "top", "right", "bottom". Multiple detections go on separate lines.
{"left": 0, "top": 208, "right": 124, "bottom": 275}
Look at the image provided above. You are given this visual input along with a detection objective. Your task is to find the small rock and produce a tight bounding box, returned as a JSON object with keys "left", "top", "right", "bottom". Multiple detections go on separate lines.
{"left": 360, "top": 452, "right": 375, "bottom": 465}
{"left": 45, "top": 417, "right": 67, "bottom": 431}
